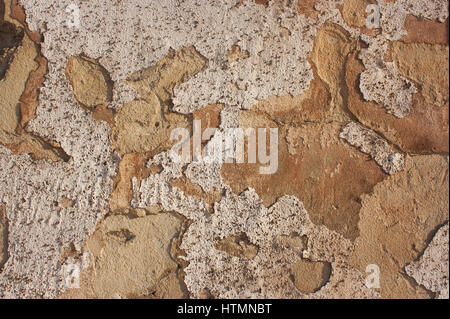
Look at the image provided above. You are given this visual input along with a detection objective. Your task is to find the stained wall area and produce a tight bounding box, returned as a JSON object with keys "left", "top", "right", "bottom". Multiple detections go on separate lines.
{"left": 0, "top": 0, "right": 448, "bottom": 299}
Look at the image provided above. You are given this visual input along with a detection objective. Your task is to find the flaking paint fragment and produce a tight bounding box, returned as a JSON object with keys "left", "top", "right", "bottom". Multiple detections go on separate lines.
{"left": 406, "top": 223, "right": 449, "bottom": 299}
{"left": 132, "top": 152, "right": 378, "bottom": 298}
{"left": 357, "top": 0, "right": 448, "bottom": 118}
{"left": 339, "top": 122, "right": 404, "bottom": 175}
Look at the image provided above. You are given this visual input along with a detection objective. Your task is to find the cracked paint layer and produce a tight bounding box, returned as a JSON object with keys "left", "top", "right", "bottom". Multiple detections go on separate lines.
{"left": 131, "top": 152, "right": 378, "bottom": 298}
{"left": 0, "top": 0, "right": 448, "bottom": 299}
{"left": 357, "top": 0, "right": 448, "bottom": 118}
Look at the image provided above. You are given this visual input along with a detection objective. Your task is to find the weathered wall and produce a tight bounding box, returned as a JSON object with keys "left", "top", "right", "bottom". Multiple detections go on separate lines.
{"left": 0, "top": 0, "right": 448, "bottom": 299}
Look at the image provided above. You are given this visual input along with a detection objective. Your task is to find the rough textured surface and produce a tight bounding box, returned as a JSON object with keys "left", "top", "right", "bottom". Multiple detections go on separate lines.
{"left": 339, "top": 122, "right": 405, "bottom": 175}
{"left": 346, "top": 49, "right": 449, "bottom": 154}
{"left": 357, "top": 0, "right": 448, "bottom": 118}
{"left": 0, "top": 205, "right": 7, "bottom": 269}
{"left": 222, "top": 115, "right": 387, "bottom": 241}
{"left": 358, "top": 38, "right": 417, "bottom": 118}
{"left": 0, "top": 0, "right": 116, "bottom": 298}
{"left": 0, "top": 0, "right": 448, "bottom": 299}
{"left": 406, "top": 223, "right": 449, "bottom": 299}
{"left": 132, "top": 159, "right": 378, "bottom": 298}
